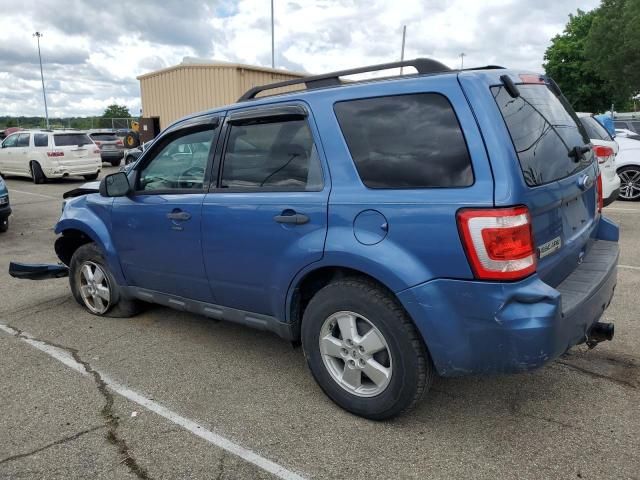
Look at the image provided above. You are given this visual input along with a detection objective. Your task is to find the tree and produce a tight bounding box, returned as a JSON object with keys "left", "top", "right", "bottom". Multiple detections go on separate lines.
{"left": 543, "top": 10, "right": 613, "bottom": 112}
{"left": 102, "top": 104, "right": 131, "bottom": 119}
{"left": 586, "top": 0, "right": 640, "bottom": 105}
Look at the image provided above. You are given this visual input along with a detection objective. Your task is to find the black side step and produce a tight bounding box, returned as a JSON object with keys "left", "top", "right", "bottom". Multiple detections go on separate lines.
{"left": 9, "top": 262, "right": 69, "bottom": 280}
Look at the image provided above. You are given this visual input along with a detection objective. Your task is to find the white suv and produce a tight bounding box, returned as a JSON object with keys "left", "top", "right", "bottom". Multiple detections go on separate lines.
{"left": 0, "top": 130, "right": 101, "bottom": 184}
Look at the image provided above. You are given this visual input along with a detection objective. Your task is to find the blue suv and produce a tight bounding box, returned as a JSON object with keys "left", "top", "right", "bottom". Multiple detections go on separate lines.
{"left": 22, "top": 59, "right": 620, "bottom": 419}
{"left": 0, "top": 175, "right": 10, "bottom": 232}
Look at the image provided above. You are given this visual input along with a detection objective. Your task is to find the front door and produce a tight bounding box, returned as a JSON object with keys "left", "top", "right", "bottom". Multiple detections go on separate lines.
{"left": 111, "top": 117, "right": 221, "bottom": 302}
{"left": 202, "top": 104, "right": 329, "bottom": 317}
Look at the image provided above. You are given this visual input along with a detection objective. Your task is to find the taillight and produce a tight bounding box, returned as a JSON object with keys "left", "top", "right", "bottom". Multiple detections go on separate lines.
{"left": 596, "top": 173, "right": 603, "bottom": 213}
{"left": 47, "top": 151, "right": 64, "bottom": 157}
{"left": 457, "top": 206, "right": 536, "bottom": 281}
{"left": 116, "top": 139, "right": 124, "bottom": 146}
{"left": 94, "top": 141, "right": 102, "bottom": 146}
{"left": 93, "top": 148, "right": 101, "bottom": 154}
{"left": 593, "top": 145, "right": 614, "bottom": 165}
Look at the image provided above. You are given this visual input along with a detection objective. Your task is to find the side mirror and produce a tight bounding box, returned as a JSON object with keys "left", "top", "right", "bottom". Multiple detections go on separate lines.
{"left": 99, "top": 172, "right": 130, "bottom": 197}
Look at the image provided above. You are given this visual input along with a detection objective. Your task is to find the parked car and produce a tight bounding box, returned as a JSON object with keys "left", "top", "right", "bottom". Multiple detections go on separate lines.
{"left": 615, "top": 135, "right": 640, "bottom": 200}
{"left": 88, "top": 130, "right": 125, "bottom": 167}
{"left": 615, "top": 128, "right": 640, "bottom": 140}
{"left": 0, "top": 175, "right": 10, "bottom": 232}
{"left": 12, "top": 60, "right": 619, "bottom": 419}
{"left": 0, "top": 130, "right": 101, "bottom": 184}
{"left": 124, "top": 141, "right": 151, "bottom": 165}
{"left": 577, "top": 113, "right": 621, "bottom": 206}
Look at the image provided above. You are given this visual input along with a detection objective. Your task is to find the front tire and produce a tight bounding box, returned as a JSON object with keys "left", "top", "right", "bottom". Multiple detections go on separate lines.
{"left": 69, "top": 243, "right": 141, "bottom": 318}
{"left": 301, "top": 278, "right": 433, "bottom": 420}
{"left": 30, "top": 161, "right": 46, "bottom": 184}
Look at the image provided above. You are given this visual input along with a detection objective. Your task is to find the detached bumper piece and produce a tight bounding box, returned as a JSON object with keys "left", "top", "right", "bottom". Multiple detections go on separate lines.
{"left": 9, "top": 262, "right": 69, "bottom": 280}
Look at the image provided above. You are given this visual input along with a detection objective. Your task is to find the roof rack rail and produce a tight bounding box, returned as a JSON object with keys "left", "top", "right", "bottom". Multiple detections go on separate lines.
{"left": 238, "top": 57, "right": 451, "bottom": 101}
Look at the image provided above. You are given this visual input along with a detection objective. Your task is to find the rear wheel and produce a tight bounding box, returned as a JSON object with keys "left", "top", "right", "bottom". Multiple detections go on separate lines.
{"left": 301, "top": 278, "right": 433, "bottom": 420}
{"left": 30, "top": 161, "right": 46, "bottom": 184}
{"left": 125, "top": 155, "right": 136, "bottom": 165}
{"left": 84, "top": 173, "right": 99, "bottom": 181}
{"left": 618, "top": 166, "right": 640, "bottom": 201}
{"left": 110, "top": 158, "right": 121, "bottom": 167}
{"left": 69, "top": 243, "right": 141, "bottom": 317}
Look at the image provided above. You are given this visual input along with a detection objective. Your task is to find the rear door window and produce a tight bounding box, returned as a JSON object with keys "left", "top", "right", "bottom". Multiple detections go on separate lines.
{"left": 334, "top": 93, "right": 473, "bottom": 188}
{"left": 491, "top": 83, "right": 593, "bottom": 186}
{"left": 54, "top": 134, "right": 93, "bottom": 147}
{"left": 33, "top": 133, "right": 48, "bottom": 147}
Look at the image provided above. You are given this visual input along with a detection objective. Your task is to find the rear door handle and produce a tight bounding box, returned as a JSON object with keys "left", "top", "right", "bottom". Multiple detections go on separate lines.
{"left": 167, "top": 210, "right": 191, "bottom": 221}
{"left": 274, "top": 211, "right": 309, "bottom": 225}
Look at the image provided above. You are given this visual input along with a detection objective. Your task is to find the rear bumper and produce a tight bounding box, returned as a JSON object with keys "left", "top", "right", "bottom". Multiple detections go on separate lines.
{"left": 398, "top": 225, "right": 619, "bottom": 377}
{"left": 45, "top": 163, "right": 101, "bottom": 178}
{"left": 100, "top": 151, "right": 124, "bottom": 160}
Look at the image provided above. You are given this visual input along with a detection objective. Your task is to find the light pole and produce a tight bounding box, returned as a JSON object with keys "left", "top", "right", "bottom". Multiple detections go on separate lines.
{"left": 399, "top": 25, "right": 407, "bottom": 75}
{"left": 271, "top": 0, "right": 275, "bottom": 69}
{"left": 33, "top": 32, "right": 49, "bottom": 129}
{"left": 459, "top": 52, "right": 465, "bottom": 70}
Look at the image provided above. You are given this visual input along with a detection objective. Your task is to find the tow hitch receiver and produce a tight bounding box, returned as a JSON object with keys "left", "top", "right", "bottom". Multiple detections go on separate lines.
{"left": 586, "top": 322, "right": 615, "bottom": 349}
{"left": 9, "top": 262, "right": 69, "bottom": 280}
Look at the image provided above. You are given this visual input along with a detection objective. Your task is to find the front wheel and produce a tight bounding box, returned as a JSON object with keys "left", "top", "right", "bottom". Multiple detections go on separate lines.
{"left": 69, "top": 243, "right": 141, "bottom": 317}
{"left": 301, "top": 278, "right": 433, "bottom": 420}
{"left": 618, "top": 166, "right": 640, "bottom": 201}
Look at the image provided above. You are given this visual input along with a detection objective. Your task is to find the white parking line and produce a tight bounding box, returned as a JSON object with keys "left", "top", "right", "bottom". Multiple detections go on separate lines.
{"left": 619, "top": 264, "right": 640, "bottom": 271}
{"left": 8, "top": 189, "right": 59, "bottom": 200}
{"left": 0, "top": 323, "right": 307, "bottom": 480}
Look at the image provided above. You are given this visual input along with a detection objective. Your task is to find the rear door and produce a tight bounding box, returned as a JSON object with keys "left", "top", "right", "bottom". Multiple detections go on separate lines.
{"left": 489, "top": 76, "right": 598, "bottom": 286}
{"left": 52, "top": 133, "right": 95, "bottom": 169}
{"left": 201, "top": 104, "right": 329, "bottom": 317}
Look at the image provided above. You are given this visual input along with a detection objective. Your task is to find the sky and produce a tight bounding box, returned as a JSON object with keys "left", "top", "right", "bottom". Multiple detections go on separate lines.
{"left": 0, "top": 0, "right": 600, "bottom": 118}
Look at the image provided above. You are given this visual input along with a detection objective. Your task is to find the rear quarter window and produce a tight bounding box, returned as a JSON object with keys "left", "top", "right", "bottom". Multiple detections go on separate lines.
{"left": 334, "top": 93, "right": 473, "bottom": 188}
{"left": 54, "top": 134, "right": 92, "bottom": 147}
{"left": 33, "top": 133, "right": 48, "bottom": 147}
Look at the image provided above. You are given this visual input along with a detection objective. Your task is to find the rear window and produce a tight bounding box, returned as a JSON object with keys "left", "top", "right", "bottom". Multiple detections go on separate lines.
{"left": 492, "top": 83, "right": 593, "bottom": 186}
{"left": 90, "top": 133, "right": 118, "bottom": 141}
{"left": 54, "top": 134, "right": 93, "bottom": 147}
{"left": 33, "top": 133, "right": 48, "bottom": 147}
{"left": 580, "top": 117, "right": 613, "bottom": 141}
{"left": 334, "top": 93, "right": 473, "bottom": 188}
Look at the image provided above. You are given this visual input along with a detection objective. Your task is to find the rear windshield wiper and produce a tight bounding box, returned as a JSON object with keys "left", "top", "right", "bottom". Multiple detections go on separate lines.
{"left": 568, "top": 145, "right": 591, "bottom": 162}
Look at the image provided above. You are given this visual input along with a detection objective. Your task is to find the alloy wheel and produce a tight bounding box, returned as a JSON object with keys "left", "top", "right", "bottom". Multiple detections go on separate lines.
{"left": 619, "top": 168, "right": 640, "bottom": 200}
{"left": 78, "top": 261, "right": 111, "bottom": 314}
{"left": 319, "top": 311, "right": 392, "bottom": 397}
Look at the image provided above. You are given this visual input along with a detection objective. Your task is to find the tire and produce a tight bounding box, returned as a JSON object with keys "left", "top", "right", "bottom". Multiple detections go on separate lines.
{"left": 124, "top": 132, "right": 140, "bottom": 148}
{"left": 618, "top": 166, "right": 640, "bottom": 201}
{"left": 69, "top": 243, "right": 141, "bottom": 318}
{"left": 110, "top": 158, "right": 121, "bottom": 167}
{"left": 84, "top": 173, "right": 99, "bottom": 181}
{"left": 30, "top": 161, "right": 46, "bottom": 184}
{"left": 301, "top": 278, "right": 433, "bottom": 420}
{"left": 0, "top": 216, "right": 8, "bottom": 233}
{"left": 125, "top": 155, "right": 136, "bottom": 165}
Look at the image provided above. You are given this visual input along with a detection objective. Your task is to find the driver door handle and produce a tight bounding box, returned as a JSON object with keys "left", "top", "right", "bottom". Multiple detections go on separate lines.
{"left": 274, "top": 211, "right": 309, "bottom": 225}
{"left": 167, "top": 210, "right": 191, "bottom": 221}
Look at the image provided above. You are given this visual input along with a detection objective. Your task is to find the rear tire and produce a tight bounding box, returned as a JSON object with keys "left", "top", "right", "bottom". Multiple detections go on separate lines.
{"left": 0, "top": 216, "right": 8, "bottom": 233}
{"left": 618, "top": 166, "right": 640, "bottom": 201}
{"left": 30, "top": 161, "right": 46, "bottom": 184}
{"left": 110, "top": 159, "right": 121, "bottom": 167}
{"left": 69, "top": 243, "right": 142, "bottom": 318}
{"left": 301, "top": 278, "right": 433, "bottom": 420}
{"left": 125, "top": 155, "right": 136, "bottom": 165}
{"left": 84, "top": 173, "right": 99, "bottom": 181}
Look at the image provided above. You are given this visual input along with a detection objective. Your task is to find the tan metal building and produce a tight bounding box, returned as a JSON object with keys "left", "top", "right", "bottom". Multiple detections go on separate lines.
{"left": 136, "top": 59, "right": 306, "bottom": 141}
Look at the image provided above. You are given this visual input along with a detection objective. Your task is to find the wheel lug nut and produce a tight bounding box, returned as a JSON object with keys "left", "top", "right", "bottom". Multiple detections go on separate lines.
{"left": 341, "top": 348, "right": 348, "bottom": 355}
{"left": 358, "top": 346, "right": 365, "bottom": 353}
{"left": 359, "top": 359, "right": 366, "bottom": 367}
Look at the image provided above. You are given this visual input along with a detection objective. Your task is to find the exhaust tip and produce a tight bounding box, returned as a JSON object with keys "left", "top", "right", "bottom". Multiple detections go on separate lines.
{"left": 587, "top": 322, "right": 614, "bottom": 348}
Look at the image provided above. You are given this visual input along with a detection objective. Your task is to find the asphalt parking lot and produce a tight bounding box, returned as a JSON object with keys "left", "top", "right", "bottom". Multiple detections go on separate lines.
{"left": 1, "top": 168, "right": 639, "bottom": 480}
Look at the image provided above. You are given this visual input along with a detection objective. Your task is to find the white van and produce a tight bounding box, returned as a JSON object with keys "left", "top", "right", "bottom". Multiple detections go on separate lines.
{"left": 0, "top": 130, "right": 101, "bottom": 184}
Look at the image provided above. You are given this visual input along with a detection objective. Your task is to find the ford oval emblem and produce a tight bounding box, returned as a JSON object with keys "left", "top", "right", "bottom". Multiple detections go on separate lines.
{"left": 578, "top": 174, "right": 594, "bottom": 191}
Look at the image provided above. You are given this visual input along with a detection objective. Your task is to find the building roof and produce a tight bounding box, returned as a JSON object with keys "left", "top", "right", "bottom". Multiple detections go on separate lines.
{"left": 136, "top": 58, "right": 308, "bottom": 81}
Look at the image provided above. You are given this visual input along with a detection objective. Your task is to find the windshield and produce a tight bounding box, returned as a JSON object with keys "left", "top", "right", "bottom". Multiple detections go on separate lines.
{"left": 492, "top": 83, "right": 593, "bottom": 186}
{"left": 54, "top": 134, "right": 93, "bottom": 147}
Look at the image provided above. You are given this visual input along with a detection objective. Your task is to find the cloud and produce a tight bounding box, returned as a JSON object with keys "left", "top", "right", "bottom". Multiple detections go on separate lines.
{"left": 0, "top": 0, "right": 599, "bottom": 117}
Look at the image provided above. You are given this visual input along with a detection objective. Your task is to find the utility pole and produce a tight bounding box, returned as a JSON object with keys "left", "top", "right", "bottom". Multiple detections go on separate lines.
{"left": 399, "top": 25, "right": 407, "bottom": 75}
{"left": 459, "top": 52, "right": 465, "bottom": 70}
{"left": 271, "top": 0, "right": 275, "bottom": 69}
{"left": 33, "top": 32, "right": 49, "bottom": 129}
